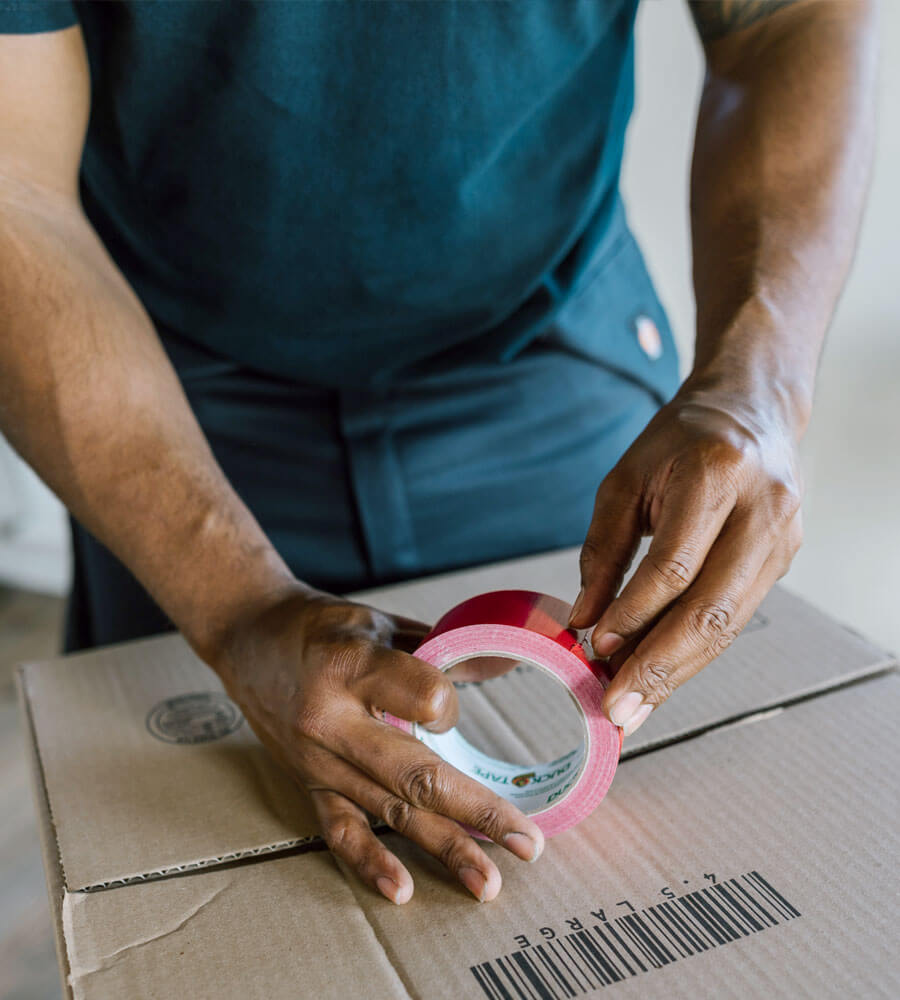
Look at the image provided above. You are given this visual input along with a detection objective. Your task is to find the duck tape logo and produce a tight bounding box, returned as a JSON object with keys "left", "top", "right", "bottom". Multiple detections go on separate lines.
{"left": 146, "top": 692, "right": 244, "bottom": 745}
{"left": 511, "top": 772, "right": 536, "bottom": 788}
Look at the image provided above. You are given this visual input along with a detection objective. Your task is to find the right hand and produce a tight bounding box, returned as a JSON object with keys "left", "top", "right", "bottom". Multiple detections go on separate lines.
{"left": 211, "top": 586, "right": 544, "bottom": 904}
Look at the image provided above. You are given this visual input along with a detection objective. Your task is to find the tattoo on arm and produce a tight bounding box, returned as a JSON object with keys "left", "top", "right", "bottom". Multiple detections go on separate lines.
{"left": 687, "top": 1, "right": 800, "bottom": 42}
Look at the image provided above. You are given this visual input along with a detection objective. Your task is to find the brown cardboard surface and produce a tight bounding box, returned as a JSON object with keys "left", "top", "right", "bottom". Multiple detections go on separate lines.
{"left": 19, "top": 547, "right": 893, "bottom": 893}
{"left": 20, "top": 637, "right": 321, "bottom": 893}
{"left": 49, "top": 673, "right": 900, "bottom": 999}
{"left": 358, "top": 670, "right": 900, "bottom": 999}
{"left": 60, "top": 852, "right": 409, "bottom": 1000}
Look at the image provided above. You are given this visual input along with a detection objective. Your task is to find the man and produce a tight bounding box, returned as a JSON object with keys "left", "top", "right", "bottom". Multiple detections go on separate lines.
{"left": 0, "top": 0, "right": 875, "bottom": 904}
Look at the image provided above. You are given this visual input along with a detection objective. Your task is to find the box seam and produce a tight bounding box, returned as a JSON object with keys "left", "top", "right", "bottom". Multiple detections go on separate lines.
{"left": 328, "top": 854, "right": 419, "bottom": 1000}
{"left": 53, "top": 660, "right": 899, "bottom": 895}
{"left": 621, "top": 660, "right": 898, "bottom": 762}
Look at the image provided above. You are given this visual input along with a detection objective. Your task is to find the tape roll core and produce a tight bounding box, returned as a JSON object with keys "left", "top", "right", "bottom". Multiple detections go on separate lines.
{"left": 417, "top": 648, "right": 589, "bottom": 816}
{"left": 386, "top": 591, "right": 622, "bottom": 838}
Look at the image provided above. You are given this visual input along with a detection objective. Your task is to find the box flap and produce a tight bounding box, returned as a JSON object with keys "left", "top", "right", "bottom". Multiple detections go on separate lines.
{"left": 21, "top": 636, "right": 321, "bottom": 892}
{"left": 23, "top": 547, "right": 893, "bottom": 893}
{"left": 57, "top": 672, "right": 900, "bottom": 999}
{"left": 346, "top": 670, "right": 900, "bottom": 999}
{"left": 60, "top": 851, "right": 410, "bottom": 1000}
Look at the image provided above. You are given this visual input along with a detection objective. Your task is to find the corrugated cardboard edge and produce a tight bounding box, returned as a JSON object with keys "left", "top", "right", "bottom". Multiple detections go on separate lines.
{"left": 18, "top": 653, "right": 326, "bottom": 894}
{"left": 620, "top": 654, "right": 900, "bottom": 761}
{"left": 16, "top": 666, "right": 75, "bottom": 1000}
{"left": 74, "top": 837, "right": 325, "bottom": 894}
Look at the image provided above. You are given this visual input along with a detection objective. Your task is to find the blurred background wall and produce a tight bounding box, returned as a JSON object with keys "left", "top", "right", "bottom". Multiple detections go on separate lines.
{"left": 622, "top": 0, "right": 900, "bottom": 656}
{"left": 0, "top": 0, "right": 897, "bottom": 649}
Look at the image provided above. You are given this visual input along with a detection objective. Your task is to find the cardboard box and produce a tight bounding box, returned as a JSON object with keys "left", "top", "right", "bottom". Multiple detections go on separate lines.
{"left": 17, "top": 547, "right": 899, "bottom": 998}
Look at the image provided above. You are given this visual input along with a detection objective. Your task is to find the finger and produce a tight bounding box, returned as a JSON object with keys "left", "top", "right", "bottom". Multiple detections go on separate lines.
{"left": 310, "top": 787, "right": 415, "bottom": 904}
{"left": 339, "top": 602, "right": 431, "bottom": 652}
{"left": 603, "top": 509, "right": 781, "bottom": 734}
{"left": 604, "top": 621, "right": 652, "bottom": 677}
{"left": 589, "top": 465, "right": 738, "bottom": 657}
{"left": 569, "top": 468, "right": 643, "bottom": 628}
{"left": 328, "top": 710, "right": 545, "bottom": 863}
{"left": 354, "top": 646, "right": 459, "bottom": 732}
{"left": 316, "top": 760, "right": 504, "bottom": 903}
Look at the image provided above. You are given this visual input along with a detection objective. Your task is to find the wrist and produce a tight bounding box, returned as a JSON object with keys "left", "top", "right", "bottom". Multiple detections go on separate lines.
{"left": 184, "top": 565, "right": 308, "bottom": 677}
{"left": 168, "top": 502, "right": 312, "bottom": 672}
{"left": 689, "top": 297, "right": 817, "bottom": 439}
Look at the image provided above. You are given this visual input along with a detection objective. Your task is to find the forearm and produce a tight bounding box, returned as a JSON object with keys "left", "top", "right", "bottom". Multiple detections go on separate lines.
{"left": 688, "top": 0, "right": 877, "bottom": 434}
{"left": 0, "top": 179, "right": 299, "bottom": 659}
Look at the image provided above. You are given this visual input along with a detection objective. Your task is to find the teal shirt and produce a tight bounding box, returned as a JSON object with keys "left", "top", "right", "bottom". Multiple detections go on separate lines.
{"left": 0, "top": 0, "right": 677, "bottom": 400}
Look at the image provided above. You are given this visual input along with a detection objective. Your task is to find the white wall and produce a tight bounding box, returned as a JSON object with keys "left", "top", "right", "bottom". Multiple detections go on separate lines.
{"left": 623, "top": 0, "right": 900, "bottom": 654}
{"left": 623, "top": 0, "right": 703, "bottom": 369}
{"left": 0, "top": 441, "right": 69, "bottom": 594}
{"left": 2, "top": 0, "right": 899, "bottom": 655}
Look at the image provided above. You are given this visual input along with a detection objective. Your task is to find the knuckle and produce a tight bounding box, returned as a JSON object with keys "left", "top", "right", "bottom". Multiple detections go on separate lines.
{"left": 306, "top": 597, "right": 375, "bottom": 638}
{"left": 647, "top": 554, "right": 694, "bottom": 592}
{"left": 579, "top": 536, "right": 601, "bottom": 578}
{"left": 381, "top": 795, "right": 416, "bottom": 833}
{"left": 630, "top": 656, "right": 676, "bottom": 704}
{"left": 685, "top": 597, "right": 737, "bottom": 640}
{"left": 699, "top": 436, "right": 750, "bottom": 474}
{"left": 768, "top": 480, "right": 802, "bottom": 521}
{"left": 322, "top": 818, "right": 355, "bottom": 854}
{"left": 294, "top": 700, "right": 328, "bottom": 742}
{"left": 706, "top": 627, "right": 741, "bottom": 658}
{"left": 681, "top": 597, "right": 742, "bottom": 658}
{"left": 339, "top": 604, "right": 375, "bottom": 630}
{"left": 688, "top": 439, "right": 750, "bottom": 502}
{"left": 416, "top": 671, "right": 452, "bottom": 722}
{"left": 611, "top": 601, "right": 645, "bottom": 634}
{"left": 467, "top": 801, "right": 507, "bottom": 841}
{"left": 306, "top": 634, "right": 372, "bottom": 685}
{"left": 396, "top": 761, "right": 444, "bottom": 809}
{"left": 435, "top": 833, "right": 469, "bottom": 872}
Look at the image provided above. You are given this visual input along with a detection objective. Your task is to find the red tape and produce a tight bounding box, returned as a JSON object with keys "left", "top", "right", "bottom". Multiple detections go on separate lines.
{"left": 386, "top": 590, "right": 622, "bottom": 838}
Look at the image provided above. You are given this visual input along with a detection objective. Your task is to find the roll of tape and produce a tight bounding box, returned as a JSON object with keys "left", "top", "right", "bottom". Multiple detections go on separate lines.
{"left": 386, "top": 590, "right": 622, "bottom": 838}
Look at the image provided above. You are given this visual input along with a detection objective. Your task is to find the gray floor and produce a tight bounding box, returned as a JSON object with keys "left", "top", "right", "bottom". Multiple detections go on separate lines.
{"left": 0, "top": 590, "right": 63, "bottom": 1000}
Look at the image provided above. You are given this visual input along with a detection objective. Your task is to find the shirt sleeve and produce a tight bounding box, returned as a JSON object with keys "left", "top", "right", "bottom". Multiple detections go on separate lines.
{"left": 0, "top": 1, "right": 78, "bottom": 34}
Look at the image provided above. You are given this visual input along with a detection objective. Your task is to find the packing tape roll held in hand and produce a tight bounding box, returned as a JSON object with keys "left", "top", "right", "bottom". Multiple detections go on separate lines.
{"left": 385, "top": 590, "right": 622, "bottom": 838}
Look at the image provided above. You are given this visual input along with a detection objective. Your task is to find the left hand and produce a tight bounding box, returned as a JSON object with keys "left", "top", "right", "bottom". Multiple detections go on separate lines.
{"left": 568, "top": 376, "right": 804, "bottom": 736}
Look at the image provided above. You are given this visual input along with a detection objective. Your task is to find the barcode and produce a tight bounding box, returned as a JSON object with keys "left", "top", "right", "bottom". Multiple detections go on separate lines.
{"left": 470, "top": 871, "right": 800, "bottom": 998}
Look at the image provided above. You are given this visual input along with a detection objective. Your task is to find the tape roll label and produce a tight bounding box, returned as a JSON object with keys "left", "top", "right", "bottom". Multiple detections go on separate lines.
{"left": 418, "top": 726, "right": 586, "bottom": 810}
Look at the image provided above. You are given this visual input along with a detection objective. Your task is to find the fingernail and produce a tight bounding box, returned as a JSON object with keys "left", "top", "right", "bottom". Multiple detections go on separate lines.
{"left": 623, "top": 702, "right": 653, "bottom": 737}
{"left": 504, "top": 831, "right": 543, "bottom": 863}
{"left": 375, "top": 876, "right": 408, "bottom": 904}
{"left": 593, "top": 632, "right": 624, "bottom": 657}
{"left": 606, "top": 690, "right": 644, "bottom": 729}
{"left": 459, "top": 866, "right": 487, "bottom": 902}
{"left": 568, "top": 587, "right": 586, "bottom": 626}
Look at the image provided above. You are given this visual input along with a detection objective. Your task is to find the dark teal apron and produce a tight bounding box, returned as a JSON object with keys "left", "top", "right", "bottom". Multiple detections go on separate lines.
{"left": 0, "top": 1, "right": 680, "bottom": 647}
